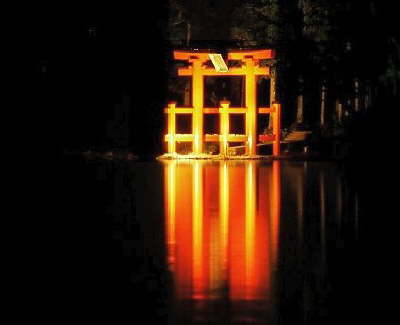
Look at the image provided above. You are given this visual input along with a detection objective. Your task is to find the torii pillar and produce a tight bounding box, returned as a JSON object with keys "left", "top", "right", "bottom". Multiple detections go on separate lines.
{"left": 191, "top": 57, "right": 207, "bottom": 154}
{"left": 244, "top": 57, "right": 257, "bottom": 155}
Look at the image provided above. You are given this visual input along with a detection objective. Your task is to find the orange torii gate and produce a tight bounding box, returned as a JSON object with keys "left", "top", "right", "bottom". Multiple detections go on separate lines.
{"left": 164, "top": 49, "right": 281, "bottom": 157}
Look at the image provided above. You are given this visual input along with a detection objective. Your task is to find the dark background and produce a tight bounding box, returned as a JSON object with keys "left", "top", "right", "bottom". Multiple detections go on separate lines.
{"left": 31, "top": 3, "right": 169, "bottom": 157}
{"left": 24, "top": 3, "right": 170, "bottom": 323}
{"left": 29, "top": 1, "right": 400, "bottom": 158}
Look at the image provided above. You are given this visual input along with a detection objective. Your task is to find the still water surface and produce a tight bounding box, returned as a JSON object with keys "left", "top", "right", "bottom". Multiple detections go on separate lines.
{"left": 62, "top": 158, "right": 374, "bottom": 324}
{"left": 162, "top": 160, "right": 358, "bottom": 324}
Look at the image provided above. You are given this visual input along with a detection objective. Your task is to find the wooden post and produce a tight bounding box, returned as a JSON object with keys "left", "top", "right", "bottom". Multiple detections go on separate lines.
{"left": 219, "top": 101, "right": 230, "bottom": 156}
{"left": 268, "top": 65, "right": 277, "bottom": 129}
{"left": 191, "top": 59, "right": 204, "bottom": 154}
{"left": 167, "top": 102, "right": 177, "bottom": 154}
{"left": 244, "top": 58, "right": 257, "bottom": 156}
{"left": 273, "top": 103, "right": 281, "bottom": 156}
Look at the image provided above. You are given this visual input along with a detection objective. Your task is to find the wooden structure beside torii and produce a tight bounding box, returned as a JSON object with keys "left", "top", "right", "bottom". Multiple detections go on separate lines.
{"left": 164, "top": 49, "right": 281, "bottom": 157}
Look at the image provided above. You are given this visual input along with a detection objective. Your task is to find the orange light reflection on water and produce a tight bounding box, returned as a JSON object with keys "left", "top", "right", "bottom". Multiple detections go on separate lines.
{"left": 163, "top": 160, "right": 281, "bottom": 302}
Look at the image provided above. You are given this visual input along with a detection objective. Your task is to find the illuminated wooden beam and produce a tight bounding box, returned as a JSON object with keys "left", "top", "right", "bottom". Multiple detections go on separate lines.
{"left": 244, "top": 58, "right": 257, "bottom": 155}
{"left": 174, "top": 51, "right": 210, "bottom": 61}
{"left": 219, "top": 101, "right": 230, "bottom": 155}
{"left": 164, "top": 134, "right": 249, "bottom": 143}
{"left": 175, "top": 49, "right": 275, "bottom": 61}
{"left": 167, "top": 102, "right": 176, "bottom": 154}
{"left": 204, "top": 134, "right": 249, "bottom": 142}
{"left": 258, "top": 134, "right": 276, "bottom": 142}
{"left": 203, "top": 108, "right": 219, "bottom": 114}
{"left": 227, "top": 135, "right": 248, "bottom": 142}
{"left": 204, "top": 134, "right": 220, "bottom": 142}
{"left": 204, "top": 108, "right": 248, "bottom": 114}
{"left": 227, "top": 108, "right": 248, "bottom": 114}
{"left": 178, "top": 66, "right": 269, "bottom": 76}
{"left": 192, "top": 60, "right": 204, "bottom": 153}
{"left": 228, "top": 49, "right": 275, "bottom": 60}
{"left": 164, "top": 107, "right": 194, "bottom": 114}
{"left": 258, "top": 107, "right": 273, "bottom": 114}
{"left": 164, "top": 134, "right": 194, "bottom": 142}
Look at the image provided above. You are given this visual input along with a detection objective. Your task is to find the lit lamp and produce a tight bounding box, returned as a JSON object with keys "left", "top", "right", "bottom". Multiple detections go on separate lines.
{"left": 208, "top": 53, "right": 229, "bottom": 72}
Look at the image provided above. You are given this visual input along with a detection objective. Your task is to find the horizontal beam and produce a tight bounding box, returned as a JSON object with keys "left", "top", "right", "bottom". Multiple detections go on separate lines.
{"left": 174, "top": 49, "right": 275, "bottom": 61}
{"left": 174, "top": 51, "right": 210, "bottom": 61}
{"left": 166, "top": 107, "right": 253, "bottom": 114}
{"left": 259, "top": 134, "right": 276, "bottom": 142}
{"left": 205, "top": 134, "right": 219, "bottom": 142}
{"left": 164, "top": 134, "right": 194, "bottom": 142}
{"left": 164, "top": 107, "right": 194, "bottom": 114}
{"left": 165, "top": 134, "right": 249, "bottom": 142}
{"left": 226, "top": 135, "right": 248, "bottom": 142}
{"left": 225, "top": 108, "right": 247, "bottom": 114}
{"left": 258, "top": 107, "right": 273, "bottom": 114}
{"left": 178, "top": 66, "right": 269, "bottom": 76}
{"left": 205, "top": 135, "right": 249, "bottom": 142}
{"left": 228, "top": 49, "right": 275, "bottom": 60}
{"left": 203, "top": 108, "right": 219, "bottom": 114}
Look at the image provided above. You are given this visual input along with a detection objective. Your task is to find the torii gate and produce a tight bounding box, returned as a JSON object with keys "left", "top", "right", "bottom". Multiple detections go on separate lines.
{"left": 164, "top": 49, "right": 281, "bottom": 157}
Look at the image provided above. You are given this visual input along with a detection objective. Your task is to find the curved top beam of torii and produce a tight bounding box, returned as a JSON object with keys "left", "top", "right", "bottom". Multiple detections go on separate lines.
{"left": 173, "top": 49, "right": 275, "bottom": 61}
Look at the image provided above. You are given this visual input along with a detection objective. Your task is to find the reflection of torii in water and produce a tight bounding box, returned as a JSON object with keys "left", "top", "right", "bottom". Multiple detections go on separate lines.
{"left": 164, "top": 160, "right": 281, "bottom": 304}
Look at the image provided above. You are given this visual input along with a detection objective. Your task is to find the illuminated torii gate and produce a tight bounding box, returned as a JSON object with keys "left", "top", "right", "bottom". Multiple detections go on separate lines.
{"left": 165, "top": 49, "right": 281, "bottom": 157}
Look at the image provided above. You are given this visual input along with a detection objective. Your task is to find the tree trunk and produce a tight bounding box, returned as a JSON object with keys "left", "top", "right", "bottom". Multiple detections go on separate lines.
{"left": 296, "top": 76, "right": 304, "bottom": 126}
{"left": 297, "top": 94, "right": 304, "bottom": 124}
{"left": 320, "top": 85, "right": 326, "bottom": 127}
{"left": 354, "top": 78, "right": 360, "bottom": 111}
{"left": 335, "top": 100, "right": 343, "bottom": 125}
{"left": 186, "top": 23, "right": 191, "bottom": 46}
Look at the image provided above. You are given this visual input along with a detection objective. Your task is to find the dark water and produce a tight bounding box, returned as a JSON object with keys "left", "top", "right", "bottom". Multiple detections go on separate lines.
{"left": 58, "top": 157, "right": 396, "bottom": 324}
